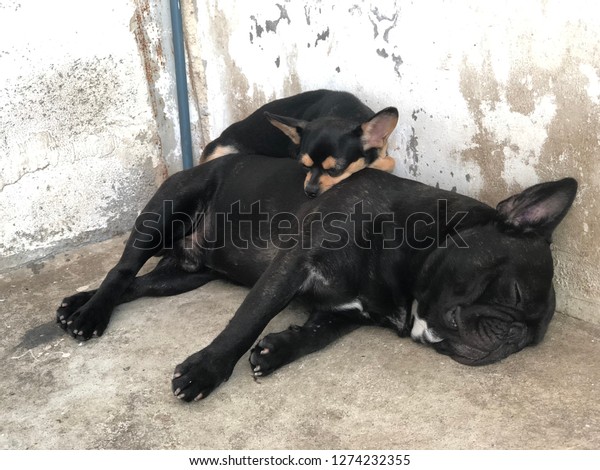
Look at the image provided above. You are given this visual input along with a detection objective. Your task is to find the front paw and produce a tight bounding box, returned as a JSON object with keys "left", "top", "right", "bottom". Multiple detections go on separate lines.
{"left": 249, "top": 326, "right": 301, "bottom": 377}
{"left": 56, "top": 292, "right": 109, "bottom": 340}
{"left": 56, "top": 291, "right": 95, "bottom": 324}
{"left": 172, "top": 350, "right": 234, "bottom": 402}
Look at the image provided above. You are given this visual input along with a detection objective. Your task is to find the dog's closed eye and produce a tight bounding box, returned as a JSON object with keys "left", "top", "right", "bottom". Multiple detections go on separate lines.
{"left": 325, "top": 168, "right": 342, "bottom": 177}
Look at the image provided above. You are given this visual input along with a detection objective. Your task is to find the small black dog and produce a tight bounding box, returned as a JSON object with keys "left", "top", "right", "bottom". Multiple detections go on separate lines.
{"left": 200, "top": 90, "right": 399, "bottom": 197}
{"left": 56, "top": 155, "right": 576, "bottom": 402}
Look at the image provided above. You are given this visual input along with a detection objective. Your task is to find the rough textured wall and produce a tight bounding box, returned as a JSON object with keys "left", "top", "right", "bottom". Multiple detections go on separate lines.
{"left": 185, "top": 0, "right": 599, "bottom": 323}
{"left": 131, "top": 0, "right": 202, "bottom": 175}
{"left": 0, "top": 0, "right": 181, "bottom": 270}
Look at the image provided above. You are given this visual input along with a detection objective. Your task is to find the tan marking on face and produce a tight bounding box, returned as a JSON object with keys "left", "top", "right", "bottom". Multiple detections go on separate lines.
{"left": 369, "top": 155, "right": 396, "bottom": 173}
{"left": 319, "top": 158, "right": 367, "bottom": 192}
{"left": 301, "top": 154, "right": 314, "bottom": 167}
{"left": 200, "top": 144, "right": 239, "bottom": 163}
{"left": 322, "top": 156, "right": 337, "bottom": 170}
{"left": 344, "top": 157, "right": 368, "bottom": 175}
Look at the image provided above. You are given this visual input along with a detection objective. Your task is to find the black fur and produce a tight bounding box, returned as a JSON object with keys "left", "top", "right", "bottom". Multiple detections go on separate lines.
{"left": 56, "top": 155, "right": 577, "bottom": 401}
{"left": 200, "top": 90, "right": 398, "bottom": 197}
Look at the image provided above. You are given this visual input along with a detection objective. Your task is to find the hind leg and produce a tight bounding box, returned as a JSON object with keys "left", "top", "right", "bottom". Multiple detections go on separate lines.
{"left": 57, "top": 255, "right": 217, "bottom": 327}
{"left": 249, "top": 309, "right": 361, "bottom": 377}
{"left": 119, "top": 255, "right": 217, "bottom": 302}
{"left": 55, "top": 234, "right": 157, "bottom": 340}
{"left": 56, "top": 166, "right": 215, "bottom": 340}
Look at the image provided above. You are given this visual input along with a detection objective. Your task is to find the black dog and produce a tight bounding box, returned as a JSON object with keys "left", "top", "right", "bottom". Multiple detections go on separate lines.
{"left": 56, "top": 155, "right": 577, "bottom": 402}
{"left": 200, "top": 90, "right": 399, "bottom": 197}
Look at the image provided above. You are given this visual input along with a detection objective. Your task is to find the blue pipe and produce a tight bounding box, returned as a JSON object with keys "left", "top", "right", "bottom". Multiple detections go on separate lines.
{"left": 169, "top": 0, "right": 194, "bottom": 170}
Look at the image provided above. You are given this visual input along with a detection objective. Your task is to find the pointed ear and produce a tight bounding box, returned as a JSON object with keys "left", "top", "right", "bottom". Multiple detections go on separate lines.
{"left": 358, "top": 107, "right": 399, "bottom": 151}
{"left": 496, "top": 178, "right": 577, "bottom": 241}
{"left": 264, "top": 112, "right": 307, "bottom": 145}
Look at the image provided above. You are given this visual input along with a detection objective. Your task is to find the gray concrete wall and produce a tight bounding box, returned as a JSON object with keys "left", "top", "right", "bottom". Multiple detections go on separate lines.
{"left": 0, "top": 0, "right": 193, "bottom": 271}
{"left": 184, "top": 0, "right": 600, "bottom": 324}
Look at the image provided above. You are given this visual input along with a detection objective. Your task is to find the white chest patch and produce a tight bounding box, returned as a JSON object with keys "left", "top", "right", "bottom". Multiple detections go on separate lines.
{"left": 410, "top": 301, "right": 443, "bottom": 344}
{"left": 332, "top": 299, "right": 370, "bottom": 319}
{"left": 300, "top": 267, "right": 330, "bottom": 291}
{"left": 332, "top": 299, "right": 363, "bottom": 312}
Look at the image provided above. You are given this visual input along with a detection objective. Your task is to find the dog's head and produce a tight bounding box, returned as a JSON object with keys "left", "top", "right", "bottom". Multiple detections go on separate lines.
{"left": 265, "top": 108, "right": 398, "bottom": 198}
{"left": 411, "top": 178, "right": 577, "bottom": 365}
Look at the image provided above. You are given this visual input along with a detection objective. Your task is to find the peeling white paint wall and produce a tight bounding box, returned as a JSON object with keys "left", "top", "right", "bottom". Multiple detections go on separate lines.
{"left": 0, "top": 0, "right": 181, "bottom": 270}
{"left": 185, "top": 0, "right": 600, "bottom": 324}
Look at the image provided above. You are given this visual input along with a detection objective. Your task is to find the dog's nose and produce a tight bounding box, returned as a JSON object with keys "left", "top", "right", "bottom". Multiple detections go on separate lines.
{"left": 304, "top": 181, "right": 319, "bottom": 198}
{"left": 304, "top": 188, "right": 318, "bottom": 198}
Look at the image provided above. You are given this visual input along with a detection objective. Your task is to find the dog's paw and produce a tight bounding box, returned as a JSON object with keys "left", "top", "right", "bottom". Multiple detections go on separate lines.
{"left": 56, "top": 291, "right": 95, "bottom": 322}
{"left": 249, "top": 326, "right": 301, "bottom": 377}
{"left": 172, "top": 350, "right": 233, "bottom": 402}
{"left": 56, "top": 292, "right": 109, "bottom": 341}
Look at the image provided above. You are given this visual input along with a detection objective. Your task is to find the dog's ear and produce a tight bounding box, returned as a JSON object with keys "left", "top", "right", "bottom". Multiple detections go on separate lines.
{"left": 265, "top": 112, "right": 307, "bottom": 145}
{"left": 496, "top": 177, "right": 577, "bottom": 241}
{"left": 357, "top": 107, "right": 399, "bottom": 151}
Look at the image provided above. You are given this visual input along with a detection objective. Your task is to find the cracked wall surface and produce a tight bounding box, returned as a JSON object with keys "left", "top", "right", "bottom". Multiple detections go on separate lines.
{"left": 0, "top": 0, "right": 181, "bottom": 270}
{"left": 187, "top": 0, "right": 599, "bottom": 324}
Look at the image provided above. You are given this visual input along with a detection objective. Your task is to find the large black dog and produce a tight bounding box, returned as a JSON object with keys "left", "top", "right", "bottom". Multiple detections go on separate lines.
{"left": 56, "top": 155, "right": 577, "bottom": 402}
{"left": 200, "top": 90, "right": 399, "bottom": 197}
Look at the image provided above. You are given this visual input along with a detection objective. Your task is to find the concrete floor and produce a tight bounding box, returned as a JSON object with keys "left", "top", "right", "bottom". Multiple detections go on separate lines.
{"left": 1, "top": 235, "right": 599, "bottom": 450}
